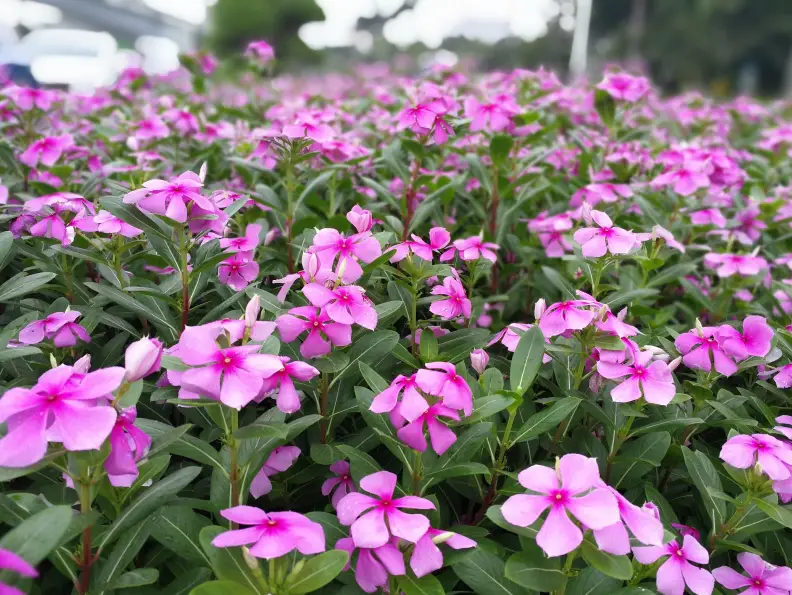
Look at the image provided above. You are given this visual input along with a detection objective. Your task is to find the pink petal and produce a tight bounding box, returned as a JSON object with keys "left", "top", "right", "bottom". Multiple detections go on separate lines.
{"left": 337, "top": 492, "right": 379, "bottom": 525}
{"left": 211, "top": 526, "right": 266, "bottom": 547}
{"left": 633, "top": 545, "right": 667, "bottom": 565}
{"left": 712, "top": 567, "right": 751, "bottom": 590}
{"left": 249, "top": 533, "right": 298, "bottom": 559}
{"left": 681, "top": 535, "right": 709, "bottom": 564}
{"left": 681, "top": 562, "right": 714, "bottom": 595}
{"left": 360, "top": 471, "right": 397, "bottom": 499}
{"left": 219, "top": 505, "right": 270, "bottom": 525}
{"left": 250, "top": 468, "right": 273, "bottom": 498}
{"left": 52, "top": 402, "right": 116, "bottom": 451}
{"left": 303, "top": 283, "right": 336, "bottom": 307}
{"left": 560, "top": 454, "right": 602, "bottom": 494}
{"left": 426, "top": 417, "right": 457, "bottom": 455}
{"left": 611, "top": 377, "right": 642, "bottom": 403}
{"left": 0, "top": 410, "right": 49, "bottom": 467}
{"left": 656, "top": 559, "right": 686, "bottom": 595}
{"left": 397, "top": 420, "right": 428, "bottom": 452}
{"left": 392, "top": 496, "right": 436, "bottom": 510}
{"left": 0, "top": 549, "right": 38, "bottom": 577}
{"left": 386, "top": 508, "right": 430, "bottom": 543}
{"left": 374, "top": 542, "right": 406, "bottom": 576}
{"left": 537, "top": 506, "right": 582, "bottom": 557}
{"left": 501, "top": 494, "right": 549, "bottom": 527}
{"left": 582, "top": 235, "right": 608, "bottom": 258}
{"left": 566, "top": 488, "right": 620, "bottom": 529}
{"left": 517, "top": 464, "right": 559, "bottom": 493}
{"left": 351, "top": 508, "right": 390, "bottom": 548}
{"left": 410, "top": 534, "right": 443, "bottom": 577}
{"left": 593, "top": 522, "right": 631, "bottom": 555}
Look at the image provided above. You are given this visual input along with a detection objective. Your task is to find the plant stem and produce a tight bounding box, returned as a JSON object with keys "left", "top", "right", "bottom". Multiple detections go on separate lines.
{"left": 285, "top": 161, "right": 296, "bottom": 273}
{"left": 229, "top": 408, "right": 240, "bottom": 527}
{"left": 320, "top": 373, "right": 329, "bottom": 443}
{"left": 709, "top": 496, "right": 752, "bottom": 549}
{"left": 412, "top": 450, "right": 423, "bottom": 494}
{"left": 472, "top": 405, "right": 517, "bottom": 524}
{"left": 410, "top": 279, "right": 419, "bottom": 356}
{"left": 179, "top": 227, "right": 190, "bottom": 331}
{"left": 78, "top": 480, "right": 93, "bottom": 595}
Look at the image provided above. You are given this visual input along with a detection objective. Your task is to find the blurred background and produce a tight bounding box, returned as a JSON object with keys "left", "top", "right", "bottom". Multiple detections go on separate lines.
{"left": 1, "top": 0, "right": 791, "bottom": 96}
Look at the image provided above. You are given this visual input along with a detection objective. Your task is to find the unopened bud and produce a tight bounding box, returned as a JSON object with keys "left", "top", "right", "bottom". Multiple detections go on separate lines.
{"left": 346, "top": 205, "right": 373, "bottom": 233}
{"left": 73, "top": 354, "right": 91, "bottom": 374}
{"left": 199, "top": 161, "right": 208, "bottom": 182}
{"left": 303, "top": 251, "right": 320, "bottom": 280}
{"left": 50, "top": 353, "right": 58, "bottom": 369}
{"left": 534, "top": 298, "right": 546, "bottom": 321}
{"left": 124, "top": 336, "right": 163, "bottom": 382}
{"left": 668, "top": 356, "right": 682, "bottom": 371}
{"left": 642, "top": 502, "right": 661, "bottom": 521}
{"left": 245, "top": 295, "right": 261, "bottom": 328}
{"left": 616, "top": 307, "right": 628, "bottom": 321}
{"left": 470, "top": 349, "right": 489, "bottom": 374}
{"left": 581, "top": 202, "right": 593, "bottom": 226}
{"left": 264, "top": 228, "right": 280, "bottom": 245}
{"left": 695, "top": 318, "right": 704, "bottom": 335}
{"left": 291, "top": 559, "right": 306, "bottom": 576}
{"left": 335, "top": 257, "right": 348, "bottom": 282}
{"left": 242, "top": 547, "right": 259, "bottom": 571}
{"left": 431, "top": 531, "right": 454, "bottom": 545}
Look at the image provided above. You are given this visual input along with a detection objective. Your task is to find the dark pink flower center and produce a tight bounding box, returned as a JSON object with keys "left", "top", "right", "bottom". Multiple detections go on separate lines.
{"left": 600, "top": 227, "right": 615, "bottom": 238}
{"left": 632, "top": 366, "right": 647, "bottom": 379}
{"left": 753, "top": 579, "right": 764, "bottom": 588}
{"left": 216, "top": 351, "right": 243, "bottom": 371}
{"left": 549, "top": 489, "right": 569, "bottom": 507}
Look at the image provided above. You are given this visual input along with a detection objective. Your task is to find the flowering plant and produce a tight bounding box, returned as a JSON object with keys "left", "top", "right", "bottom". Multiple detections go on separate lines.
{"left": 0, "top": 47, "right": 792, "bottom": 595}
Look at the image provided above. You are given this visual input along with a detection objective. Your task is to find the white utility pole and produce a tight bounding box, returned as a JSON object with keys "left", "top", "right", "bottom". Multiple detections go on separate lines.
{"left": 569, "top": 0, "right": 593, "bottom": 79}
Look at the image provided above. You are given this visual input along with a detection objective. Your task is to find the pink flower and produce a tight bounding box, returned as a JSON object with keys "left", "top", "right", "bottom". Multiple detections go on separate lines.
{"left": 452, "top": 236, "right": 499, "bottom": 262}
{"left": 0, "top": 547, "right": 38, "bottom": 595}
{"left": 672, "top": 524, "right": 701, "bottom": 541}
{"left": 19, "top": 134, "right": 73, "bottom": 168}
{"left": 322, "top": 460, "right": 356, "bottom": 509}
{"left": 597, "top": 350, "right": 676, "bottom": 405}
{"left": 416, "top": 362, "right": 473, "bottom": 416}
{"left": 539, "top": 300, "right": 598, "bottom": 338}
{"left": 633, "top": 536, "right": 714, "bottom": 595}
{"left": 397, "top": 403, "right": 459, "bottom": 455}
{"left": 703, "top": 253, "right": 768, "bottom": 278}
{"left": 716, "top": 316, "right": 773, "bottom": 361}
{"left": 245, "top": 40, "right": 275, "bottom": 63}
{"left": 690, "top": 209, "right": 727, "bottom": 227}
{"left": 501, "top": 454, "right": 620, "bottom": 557}
{"left": 470, "top": 349, "right": 489, "bottom": 374}
{"left": 396, "top": 103, "right": 439, "bottom": 132}
{"left": 574, "top": 210, "right": 637, "bottom": 258}
{"left": 302, "top": 283, "right": 378, "bottom": 330}
{"left": 775, "top": 415, "right": 792, "bottom": 440}
{"left": 132, "top": 116, "right": 169, "bottom": 140}
{"left": 250, "top": 446, "right": 301, "bottom": 498}
{"left": 337, "top": 470, "right": 435, "bottom": 548}
{"left": 335, "top": 537, "right": 405, "bottom": 593}
{"left": 256, "top": 356, "right": 320, "bottom": 413}
{"left": 123, "top": 171, "right": 213, "bottom": 223}
{"left": 19, "top": 310, "right": 90, "bottom": 347}
{"left": 719, "top": 434, "right": 792, "bottom": 480}
{"left": 276, "top": 306, "right": 352, "bottom": 358}
{"left": 592, "top": 487, "right": 664, "bottom": 555}
{"left": 652, "top": 167, "right": 711, "bottom": 196}
{"left": 571, "top": 183, "right": 633, "bottom": 207}
{"left": 347, "top": 205, "right": 373, "bottom": 233}
{"left": 774, "top": 365, "right": 792, "bottom": 388}
{"left": 0, "top": 365, "right": 124, "bottom": 467}
{"left": 212, "top": 506, "right": 325, "bottom": 559}
{"left": 389, "top": 235, "right": 434, "bottom": 262}
{"left": 674, "top": 327, "right": 738, "bottom": 377}
{"left": 4, "top": 85, "right": 55, "bottom": 110}
{"left": 124, "top": 336, "right": 163, "bottom": 382}
{"left": 597, "top": 72, "right": 651, "bottom": 102}
{"left": 283, "top": 122, "right": 335, "bottom": 143}
{"left": 310, "top": 228, "right": 382, "bottom": 283}
{"left": 429, "top": 277, "right": 471, "bottom": 320}
{"left": 105, "top": 407, "right": 152, "bottom": 487}
{"left": 219, "top": 223, "right": 262, "bottom": 254}
{"left": 177, "top": 326, "right": 284, "bottom": 409}
{"left": 370, "top": 374, "right": 429, "bottom": 421}
{"left": 72, "top": 210, "right": 143, "bottom": 237}
{"left": 410, "top": 528, "right": 476, "bottom": 578}
{"left": 218, "top": 254, "right": 259, "bottom": 291}
{"left": 713, "top": 553, "right": 792, "bottom": 595}
{"left": 464, "top": 97, "right": 512, "bottom": 132}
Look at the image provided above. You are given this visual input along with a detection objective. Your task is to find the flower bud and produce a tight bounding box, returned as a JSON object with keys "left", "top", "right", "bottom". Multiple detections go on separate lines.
{"left": 534, "top": 298, "right": 546, "bottom": 321}
{"left": 124, "top": 337, "right": 163, "bottom": 382}
{"left": 245, "top": 295, "right": 261, "bottom": 328}
{"left": 694, "top": 318, "right": 704, "bottom": 335}
{"left": 470, "top": 349, "right": 489, "bottom": 374}
{"left": 264, "top": 228, "right": 280, "bottom": 245}
{"left": 581, "top": 202, "right": 593, "bottom": 226}
{"left": 199, "top": 161, "right": 208, "bottom": 182}
{"left": 242, "top": 547, "right": 259, "bottom": 571}
{"left": 303, "top": 251, "right": 320, "bottom": 280}
{"left": 642, "top": 502, "right": 661, "bottom": 520}
{"left": 346, "top": 205, "right": 373, "bottom": 233}
{"left": 73, "top": 354, "right": 91, "bottom": 374}
{"left": 668, "top": 356, "right": 682, "bottom": 371}
{"left": 431, "top": 531, "right": 454, "bottom": 545}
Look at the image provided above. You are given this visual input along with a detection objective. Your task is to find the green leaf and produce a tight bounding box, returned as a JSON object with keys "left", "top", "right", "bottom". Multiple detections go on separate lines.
{"left": 0, "top": 272, "right": 56, "bottom": 302}
{"left": 234, "top": 423, "right": 289, "bottom": 441}
{"left": 136, "top": 419, "right": 226, "bottom": 471}
{"left": 151, "top": 506, "right": 212, "bottom": 565}
{"left": 285, "top": 550, "right": 349, "bottom": 594}
{"left": 312, "top": 352, "right": 350, "bottom": 374}
{"left": 437, "top": 328, "right": 490, "bottom": 364}
{"left": 296, "top": 170, "right": 335, "bottom": 211}
{"left": 117, "top": 379, "right": 143, "bottom": 408}
{"left": 199, "top": 526, "right": 263, "bottom": 594}
{"left": 108, "top": 568, "right": 159, "bottom": 590}
{"left": 452, "top": 548, "right": 530, "bottom": 595}
{"left": 566, "top": 568, "right": 622, "bottom": 595}
{"left": 0, "top": 346, "right": 42, "bottom": 362}
{"left": 509, "top": 326, "right": 545, "bottom": 395}
{"left": 329, "top": 330, "right": 400, "bottom": 389}
{"left": 463, "top": 393, "right": 515, "bottom": 425}
{"left": 148, "top": 233, "right": 183, "bottom": 274}
{"left": 335, "top": 444, "right": 381, "bottom": 482}
{"left": 305, "top": 511, "right": 348, "bottom": 544}
{"left": 420, "top": 328, "right": 439, "bottom": 362}
{"left": 752, "top": 498, "right": 792, "bottom": 529}
{"left": 511, "top": 397, "right": 581, "bottom": 443}
{"left": 490, "top": 134, "right": 515, "bottom": 166}
{"left": 85, "top": 282, "right": 179, "bottom": 342}
{"left": 0, "top": 505, "right": 73, "bottom": 565}
{"left": 190, "top": 580, "right": 257, "bottom": 595}
{"left": 398, "top": 573, "right": 446, "bottom": 595}
{"left": 0, "top": 231, "right": 14, "bottom": 272}
{"left": 628, "top": 418, "right": 704, "bottom": 437}
{"left": 505, "top": 550, "right": 567, "bottom": 591}
{"left": 682, "top": 446, "right": 726, "bottom": 529}
{"left": 101, "top": 196, "right": 170, "bottom": 239}
{"left": 164, "top": 568, "right": 213, "bottom": 595}
{"left": 485, "top": 506, "right": 538, "bottom": 538}
{"left": 609, "top": 432, "right": 671, "bottom": 488}
{"left": 96, "top": 466, "right": 201, "bottom": 551}
{"left": 286, "top": 414, "right": 323, "bottom": 440}
{"left": 360, "top": 361, "right": 390, "bottom": 393}
{"left": 96, "top": 520, "right": 152, "bottom": 593}
{"left": 580, "top": 538, "right": 633, "bottom": 580}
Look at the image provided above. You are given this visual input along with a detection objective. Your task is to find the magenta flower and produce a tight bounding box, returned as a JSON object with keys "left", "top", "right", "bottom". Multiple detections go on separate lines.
{"left": 370, "top": 374, "right": 429, "bottom": 422}
{"left": 123, "top": 171, "right": 213, "bottom": 223}
{"left": 539, "top": 300, "right": 598, "bottom": 338}
{"left": 501, "top": 454, "right": 620, "bottom": 557}
{"left": 302, "top": 283, "right": 377, "bottom": 330}
{"left": 4, "top": 85, "right": 55, "bottom": 110}
{"left": 72, "top": 210, "right": 143, "bottom": 237}
{"left": 0, "top": 365, "right": 124, "bottom": 467}
{"left": 597, "top": 350, "right": 676, "bottom": 405}
{"left": 322, "top": 460, "right": 357, "bottom": 509}
{"left": 390, "top": 235, "right": 434, "bottom": 262}
{"left": 337, "top": 471, "right": 435, "bottom": 548}
{"left": 716, "top": 316, "right": 773, "bottom": 361}
{"left": 597, "top": 72, "right": 650, "bottom": 102}
{"left": 633, "top": 536, "right": 714, "bottom": 595}
{"left": 218, "top": 253, "right": 259, "bottom": 291}
{"left": 489, "top": 323, "right": 550, "bottom": 364}
{"left": 212, "top": 506, "right": 324, "bottom": 559}
{"left": 464, "top": 97, "right": 512, "bottom": 132}
{"left": 124, "top": 336, "right": 163, "bottom": 382}
{"left": 452, "top": 236, "right": 499, "bottom": 262}
{"left": 415, "top": 362, "right": 473, "bottom": 416}
{"left": 177, "top": 326, "right": 284, "bottom": 409}
{"left": 245, "top": 40, "right": 275, "bottom": 63}
{"left": 256, "top": 356, "right": 320, "bottom": 413}
{"left": 410, "top": 528, "right": 476, "bottom": 578}
{"left": 335, "top": 537, "right": 405, "bottom": 593}
{"left": 719, "top": 434, "right": 792, "bottom": 480}
{"left": 276, "top": 306, "right": 352, "bottom": 359}
{"left": 652, "top": 166, "right": 711, "bottom": 196}
{"left": 347, "top": 205, "right": 373, "bottom": 233}
{"left": 775, "top": 415, "right": 792, "bottom": 440}
{"left": 396, "top": 103, "right": 440, "bottom": 133}
{"left": 470, "top": 349, "right": 489, "bottom": 374}
{"left": 105, "top": 407, "right": 152, "bottom": 487}
{"left": 690, "top": 208, "right": 727, "bottom": 227}
{"left": 283, "top": 121, "right": 335, "bottom": 143}
{"left": 713, "top": 553, "right": 792, "bottom": 595}
{"left": 592, "top": 487, "right": 664, "bottom": 555}
{"left": 574, "top": 210, "right": 637, "bottom": 258}
{"left": 310, "top": 228, "right": 382, "bottom": 283}
{"left": 132, "top": 116, "right": 169, "bottom": 140}
{"left": 703, "top": 253, "right": 768, "bottom": 278}
{"left": 19, "top": 134, "right": 73, "bottom": 168}
{"left": 251, "top": 446, "right": 301, "bottom": 498}
{"left": 430, "top": 276, "right": 471, "bottom": 320}
{"left": 19, "top": 310, "right": 90, "bottom": 347}
{"left": 0, "top": 548, "right": 38, "bottom": 595}
{"left": 219, "top": 223, "right": 262, "bottom": 254}
{"left": 774, "top": 365, "right": 792, "bottom": 389}
{"left": 674, "top": 327, "right": 737, "bottom": 376}
{"left": 571, "top": 183, "right": 634, "bottom": 207}
{"left": 397, "top": 403, "right": 459, "bottom": 455}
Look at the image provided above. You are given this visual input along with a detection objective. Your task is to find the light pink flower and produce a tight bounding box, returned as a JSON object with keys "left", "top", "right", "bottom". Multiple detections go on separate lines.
{"left": 320, "top": 460, "right": 356, "bottom": 509}
{"left": 652, "top": 167, "right": 710, "bottom": 196}
{"left": 123, "top": 171, "right": 212, "bottom": 223}
{"left": 397, "top": 403, "right": 459, "bottom": 455}
{"left": 597, "top": 350, "right": 676, "bottom": 405}
{"left": 719, "top": 434, "right": 792, "bottom": 480}
{"left": 452, "top": 236, "right": 499, "bottom": 262}
{"left": 245, "top": 40, "right": 275, "bottom": 63}
{"left": 256, "top": 356, "right": 320, "bottom": 413}
{"left": 124, "top": 336, "right": 163, "bottom": 382}
{"left": 501, "top": 454, "right": 620, "bottom": 557}
{"left": 310, "top": 228, "right": 382, "bottom": 283}
{"left": 597, "top": 72, "right": 651, "bottom": 102}
{"left": 250, "top": 446, "right": 301, "bottom": 498}
{"left": 704, "top": 253, "right": 768, "bottom": 278}
{"left": 415, "top": 362, "right": 473, "bottom": 416}
{"left": 219, "top": 223, "right": 262, "bottom": 254}
{"left": 105, "top": 407, "right": 152, "bottom": 487}
{"left": 574, "top": 210, "right": 637, "bottom": 258}
{"left": 716, "top": 316, "right": 773, "bottom": 361}
{"left": 335, "top": 537, "right": 404, "bottom": 593}
{"left": 212, "top": 506, "right": 325, "bottom": 559}
{"left": 218, "top": 253, "right": 259, "bottom": 291}
{"left": 464, "top": 97, "right": 512, "bottom": 132}
{"left": 276, "top": 306, "right": 352, "bottom": 358}
{"left": 302, "top": 283, "right": 377, "bottom": 330}
{"left": 430, "top": 276, "right": 471, "bottom": 320}
{"left": 592, "top": 487, "right": 664, "bottom": 555}
{"left": 337, "top": 470, "right": 435, "bottom": 548}
{"left": 713, "top": 553, "right": 792, "bottom": 595}
{"left": 774, "top": 365, "right": 792, "bottom": 389}
{"left": 283, "top": 122, "right": 335, "bottom": 143}
{"left": 470, "top": 349, "right": 489, "bottom": 374}
{"left": 19, "top": 310, "right": 90, "bottom": 347}
{"left": 370, "top": 374, "right": 428, "bottom": 422}
{"left": 539, "top": 300, "right": 598, "bottom": 337}
{"left": 0, "top": 547, "right": 38, "bottom": 595}
{"left": 19, "top": 134, "right": 73, "bottom": 168}
{"left": 0, "top": 365, "right": 124, "bottom": 467}
{"left": 72, "top": 210, "right": 143, "bottom": 237}
{"left": 347, "top": 205, "right": 373, "bottom": 233}
{"left": 774, "top": 415, "right": 792, "bottom": 440}
{"left": 633, "top": 536, "right": 714, "bottom": 595}
{"left": 410, "top": 528, "right": 476, "bottom": 578}
{"left": 675, "top": 327, "right": 738, "bottom": 377}
{"left": 690, "top": 208, "right": 727, "bottom": 228}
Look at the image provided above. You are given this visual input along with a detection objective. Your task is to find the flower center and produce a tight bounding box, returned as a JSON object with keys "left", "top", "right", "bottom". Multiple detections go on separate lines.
{"left": 313, "top": 321, "right": 320, "bottom": 327}
{"left": 267, "top": 520, "right": 277, "bottom": 526}
{"left": 224, "top": 357, "right": 232, "bottom": 364}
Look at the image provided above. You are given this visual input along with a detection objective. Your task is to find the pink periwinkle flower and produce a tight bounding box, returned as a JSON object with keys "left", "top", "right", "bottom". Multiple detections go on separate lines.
{"left": 245, "top": 40, "right": 275, "bottom": 64}
{"left": 19, "top": 134, "right": 73, "bottom": 168}
{"left": 652, "top": 166, "right": 711, "bottom": 197}
{"left": 302, "top": 283, "right": 377, "bottom": 330}
{"left": 124, "top": 336, "right": 163, "bottom": 382}
{"left": 276, "top": 306, "right": 352, "bottom": 358}
{"left": 539, "top": 300, "right": 598, "bottom": 338}
{"left": 0, "top": 548, "right": 38, "bottom": 595}
{"left": 322, "top": 460, "right": 357, "bottom": 509}
{"left": 219, "top": 223, "right": 262, "bottom": 254}
{"left": 592, "top": 487, "right": 665, "bottom": 555}
{"left": 713, "top": 553, "right": 792, "bottom": 595}
{"left": 397, "top": 403, "right": 459, "bottom": 455}
{"left": 123, "top": 171, "right": 213, "bottom": 223}
{"left": 429, "top": 276, "right": 471, "bottom": 320}
{"left": 132, "top": 116, "right": 169, "bottom": 140}
{"left": 370, "top": 374, "right": 429, "bottom": 421}
{"left": 255, "top": 356, "right": 320, "bottom": 414}
{"left": 470, "top": 348, "right": 489, "bottom": 374}
{"left": 309, "top": 228, "right": 382, "bottom": 283}
{"left": 597, "top": 72, "right": 651, "bottom": 102}
{"left": 71, "top": 210, "right": 143, "bottom": 237}
{"left": 633, "top": 536, "right": 714, "bottom": 595}
{"left": 4, "top": 85, "right": 55, "bottom": 110}
{"left": 464, "top": 97, "right": 513, "bottom": 132}
{"left": 415, "top": 362, "right": 473, "bottom": 416}
{"left": 218, "top": 253, "right": 259, "bottom": 291}
{"left": 283, "top": 121, "right": 335, "bottom": 143}
{"left": 774, "top": 365, "right": 792, "bottom": 389}
{"left": 335, "top": 537, "right": 404, "bottom": 593}
{"left": 720, "top": 434, "right": 792, "bottom": 481}
{"left": 0, "top": 365, "right": 124, "bottom": 467}
{"left": 18, "top": 310, "right": 90, "bottom": 347}
{"left": 716, "top": 316, "right": 773, "bottom": 361}
{"left": 251, "top": 446, "right": 301, "bottom": 498}
{"left": 703, "top": 253, "right": 768, "bottom": 278}
{"left": 597, "top": 350, "right": 676, "bottom": 405}
{"left": 410, "top": 528, "right": 477, "bottom": 578}
{"left": 347, "top": 205, "right": 373, "bottom": 233}
{"left": 690, "top": 208, "right": 727, "bottom": 227}
{"left": 775, "top": 415, "right": 792, "bottom": 440}
{"left": 211, "top": 506, "right": 325, "bottom": 559}
{"left": 674, "top": 326, "right": 738, "bottom": 377}
{"left": 574, "top": 210, "right": 637, "bottom": 258}
{"left": 570, "top": 183, "right": 634, "bottom": 208}
{"left": 501, "top": 454, "right": 620, "bottom": 557}
{"left": 105, "top": 407, "right": 152, "bottom": 487}
{"left": 337, "top": 470, "right": 435, "bottom": 548}
{"left": 451, "top": 236, "right": 499, "bottom": 262}
{"left": 390, "top": 227, "right": 450, "bottom": 263}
